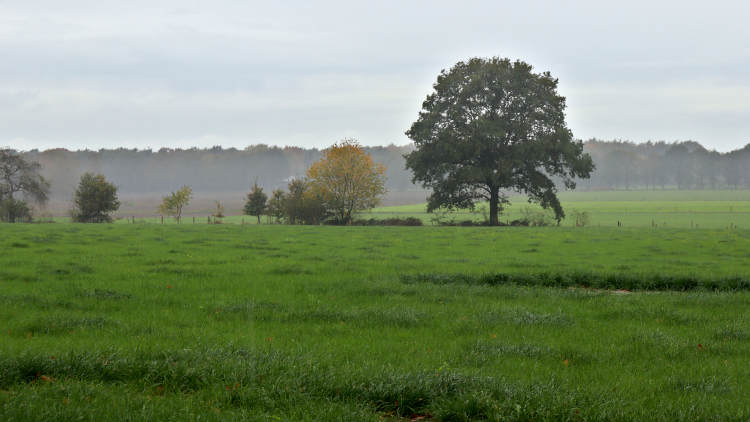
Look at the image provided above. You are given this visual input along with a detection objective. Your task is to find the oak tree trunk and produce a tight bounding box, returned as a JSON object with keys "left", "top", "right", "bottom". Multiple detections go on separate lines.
{"left": 489, "top": 186, "right": 499, "bottom": 226}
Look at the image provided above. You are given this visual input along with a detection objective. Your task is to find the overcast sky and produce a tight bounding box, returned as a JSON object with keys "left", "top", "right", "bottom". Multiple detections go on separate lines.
{"left": 1, "top": 1, "right": 749, "bottom": 152}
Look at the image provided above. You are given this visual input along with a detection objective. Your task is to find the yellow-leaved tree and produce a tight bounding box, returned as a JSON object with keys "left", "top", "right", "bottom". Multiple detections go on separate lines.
{"left": 307, "top": 139, "right": 386, "bottom": 224}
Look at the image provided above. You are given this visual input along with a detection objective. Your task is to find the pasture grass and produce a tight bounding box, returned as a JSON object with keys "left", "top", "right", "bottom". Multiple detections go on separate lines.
{"left": 364, "top": 190, "right": 750, "bottom": 229}
{"left": 2, "top": 224, "right": 750, "bottom": 420}
{"left": 90, "top": 189, "right": 750, "bottom": 229}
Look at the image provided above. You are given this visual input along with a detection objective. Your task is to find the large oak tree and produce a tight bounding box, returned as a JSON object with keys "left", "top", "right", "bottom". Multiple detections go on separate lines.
{"left": 405, "top": 57, "right": 594, "bottom": 225}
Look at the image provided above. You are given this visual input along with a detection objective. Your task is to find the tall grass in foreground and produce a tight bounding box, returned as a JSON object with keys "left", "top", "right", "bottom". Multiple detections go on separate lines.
{"left": 2, "top": 224, "right": 750, "bottom": 420}
{"left": 401, "top": 272, "right": 750, "bottom": 291}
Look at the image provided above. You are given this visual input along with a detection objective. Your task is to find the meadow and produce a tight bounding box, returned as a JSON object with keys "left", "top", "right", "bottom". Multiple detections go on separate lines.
{"left": 363, "top": 189, "right": 750, "bottom": 229}
{"left": 67, "top": 189, "right": 750, "bottom": 229}
{"left": 2, "top": 222, "right": 750, "bottom": 420}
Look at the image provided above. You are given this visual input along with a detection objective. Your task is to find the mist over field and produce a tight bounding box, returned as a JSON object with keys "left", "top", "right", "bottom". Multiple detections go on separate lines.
{"left": 9, "top": 138, "right": 750, "bottom": 215}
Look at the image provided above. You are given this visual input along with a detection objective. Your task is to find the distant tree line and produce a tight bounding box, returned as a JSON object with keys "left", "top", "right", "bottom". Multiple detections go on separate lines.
{"left": 17, "top": 144, "right": 415, "bottom": 201}
{"left": 580, "top": 139, "right": 750, "bottom": 190}
{"left": 9, "top": 140, "right": 750, "bottom": 206}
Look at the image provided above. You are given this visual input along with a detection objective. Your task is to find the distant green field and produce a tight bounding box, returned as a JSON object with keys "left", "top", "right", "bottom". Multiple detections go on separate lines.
{"left": 3, "top": 224, "right": 750, "bottom": 420}
{"left": 76, "top": 189, "right": 750, "bottom": 229}
{"left": 362, "top": 190, "right": 750, "bottom": 229}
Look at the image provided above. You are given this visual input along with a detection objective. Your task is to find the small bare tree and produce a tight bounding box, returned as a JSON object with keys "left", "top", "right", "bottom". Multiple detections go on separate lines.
{"left": 158, "top": 185, "right": 192, "bottom": 223}
{"left": 212, "top": 201, "right": 225, "bottom": 223}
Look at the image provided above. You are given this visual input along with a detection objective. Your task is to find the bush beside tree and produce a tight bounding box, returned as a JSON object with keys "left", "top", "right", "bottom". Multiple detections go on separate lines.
{"left": 266, "top": 189, "right": 286, "bottom": 223}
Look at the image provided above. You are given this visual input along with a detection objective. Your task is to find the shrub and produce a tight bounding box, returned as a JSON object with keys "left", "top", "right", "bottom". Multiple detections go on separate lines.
{"left": 284, "top": 178, "right": 329, "bottom": 225}
{"left": 0, "top": 198, "right": 32, "bottom": 223}
{"left": 266, "top": 189, "right": 286, "bottom": 223}
{"left": 429, "top": 207, "right": 456, "bottom": 226}
{"left": 520, "top": 207, "right": 555, "bottom": 226}
{"left": 570, "top": 209, "right": 591, "bottom": 227}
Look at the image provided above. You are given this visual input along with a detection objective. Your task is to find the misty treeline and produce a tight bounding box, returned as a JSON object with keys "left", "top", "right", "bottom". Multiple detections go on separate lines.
{"left": 581, "top": 140, "right": 750, "bottom": 190}
{"left": 13, "top": 139, "right": 750, "bottom": 202}
{"left": 21, "top": 145, "right": 416, "bottom": 201}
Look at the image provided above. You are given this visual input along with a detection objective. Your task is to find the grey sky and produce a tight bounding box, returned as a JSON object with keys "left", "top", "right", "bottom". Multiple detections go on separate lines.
{"left": 1, "top": 1, "right": 749, "bottom": 151}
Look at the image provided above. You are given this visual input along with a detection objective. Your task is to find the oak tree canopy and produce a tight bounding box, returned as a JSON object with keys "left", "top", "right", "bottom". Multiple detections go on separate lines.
{"left": 405, "top": 57, "right": 594, "bottom": 225}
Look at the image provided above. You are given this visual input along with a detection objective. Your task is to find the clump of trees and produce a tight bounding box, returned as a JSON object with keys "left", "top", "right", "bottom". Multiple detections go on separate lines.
{"left": 0, "top": 148, "right": 50, "bottom": 222}
{"left": 71, "top": 173, "right": 120, "bottom": 222}
{"left": 244, "top": 140, "right": 387, "bottom": 225}
{"left": 282, "top": 178, "right": 329, "bottom": 225}
{"left": 158, "top": 186, "right": 192, "bottom": 223}
{"left": 2, "top": 140, "right": 386, "bottom": 225}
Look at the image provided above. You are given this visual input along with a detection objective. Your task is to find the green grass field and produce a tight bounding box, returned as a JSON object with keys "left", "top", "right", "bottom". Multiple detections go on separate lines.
{"left": 3, "top": 223, "right": 750, "bottom": 420}
{"left": 81, "top": 189, "right": 750, "bottom": 229}
{"left": 363, "top": 190, "right": 750, "bottom": 229}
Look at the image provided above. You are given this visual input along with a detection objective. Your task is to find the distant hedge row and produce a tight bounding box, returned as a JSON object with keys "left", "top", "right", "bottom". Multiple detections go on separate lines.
{"left": 400, "top": 272, "right": 750, "bottom": 292}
